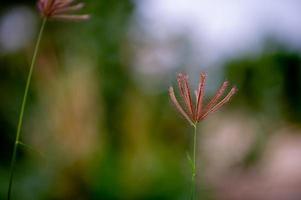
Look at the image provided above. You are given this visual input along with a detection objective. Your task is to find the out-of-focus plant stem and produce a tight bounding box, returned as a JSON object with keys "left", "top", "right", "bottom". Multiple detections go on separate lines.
{"left": 7, "top": 17, "right": 47, "bottom": 200}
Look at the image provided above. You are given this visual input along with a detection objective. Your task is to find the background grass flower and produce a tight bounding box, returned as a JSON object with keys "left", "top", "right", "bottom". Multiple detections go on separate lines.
{"left": 7, "top": 1, "right": 89, "bottom": 199}
{"left": 37, "top": 0, "right": 90, "bottom": 21}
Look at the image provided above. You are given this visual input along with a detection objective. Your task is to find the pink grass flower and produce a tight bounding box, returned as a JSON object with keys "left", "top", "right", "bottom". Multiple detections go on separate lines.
{"left": 169, "top": 72, "right": 237, "bottom": 126}
{"left": 37, "top": 0, "right": 90, "bottom": 21}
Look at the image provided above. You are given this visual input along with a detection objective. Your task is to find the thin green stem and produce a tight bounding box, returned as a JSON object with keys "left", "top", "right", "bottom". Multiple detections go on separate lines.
{"left": 7, "top": 18, "right": 47, "bottom": 200}
{"left": 191, "top": 124, "right": 197, "bottom": 200}
{"left": 17, "top": 141, "right": 45, "bottom": 159}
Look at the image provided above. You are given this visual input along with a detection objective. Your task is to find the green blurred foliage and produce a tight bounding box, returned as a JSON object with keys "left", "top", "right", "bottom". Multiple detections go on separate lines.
{"left": 0, "top": 1, "right": 188, "bottom": 199}
{"left": 226, "top": 48, "right": 301, "bottom": 122}
{"left": 1, "top": 0, "right": 301, "bottom": 200}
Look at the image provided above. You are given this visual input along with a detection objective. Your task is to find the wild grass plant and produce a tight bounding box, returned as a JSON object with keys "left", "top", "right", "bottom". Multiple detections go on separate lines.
{"left": 169, "top": 73, "right": 237, "bottom": 199}
{"left": 7, "top": 1, "right": 89, "bottom": 199}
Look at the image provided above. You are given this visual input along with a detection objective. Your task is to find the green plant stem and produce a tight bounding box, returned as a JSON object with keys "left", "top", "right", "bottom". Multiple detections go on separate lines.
{"left": 7, "top": 17, "right": 47, "bottom": 200}
{"left": 17, "top": 141, "right": 45, "bottom": 159}
{"left": 191, "top": 124, "right": 197, "bottom": 200}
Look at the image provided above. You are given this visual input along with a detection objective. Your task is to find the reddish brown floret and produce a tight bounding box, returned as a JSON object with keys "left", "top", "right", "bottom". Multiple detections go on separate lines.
{"left": 169, "top": 72, "right": 237, "bottom": 126}
{"left": 37, "top": 0, "right": 90, "bottom": 21}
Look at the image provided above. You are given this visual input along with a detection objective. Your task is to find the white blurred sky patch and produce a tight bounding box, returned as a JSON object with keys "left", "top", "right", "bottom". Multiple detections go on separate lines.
{"left": 0, "top": 6, "right": 37, "bottom": 54}
{"left": 133, "top": 0, "right": 301, "bottom": 70}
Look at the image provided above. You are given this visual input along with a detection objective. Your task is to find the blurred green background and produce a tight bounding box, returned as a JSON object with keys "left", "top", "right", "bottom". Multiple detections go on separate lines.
{"left": 1, "top": 0, "right": 301, "bottom": 199}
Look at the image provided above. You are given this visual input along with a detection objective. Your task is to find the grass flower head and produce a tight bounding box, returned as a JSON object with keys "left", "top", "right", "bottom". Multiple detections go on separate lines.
{"left": 169, "top": 72, "right": 237, "bottom": 126}
{"left": 37, "top": 0, "right": 90, "bottom": 21}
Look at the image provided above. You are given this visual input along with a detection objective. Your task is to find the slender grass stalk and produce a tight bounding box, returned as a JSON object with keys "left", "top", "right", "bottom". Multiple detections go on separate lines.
{"left": 190, "top": 124, "right": 197, "bottom": 200}
{"left": 169, "top": 73, "right": 237, "bottom": 199}
{"left": 7, "top": 17, "right": 47, "bottom": 200}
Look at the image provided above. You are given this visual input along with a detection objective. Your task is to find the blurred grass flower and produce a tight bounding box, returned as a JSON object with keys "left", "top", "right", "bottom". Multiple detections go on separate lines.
{"left": 169, "top": 72, "right": 237, "bottom": 199}
{"left": 7, "top": 1, "right": 89, "bottom": 199}
{"left": 37, "top": 0, "right": 90, "bottom": 21}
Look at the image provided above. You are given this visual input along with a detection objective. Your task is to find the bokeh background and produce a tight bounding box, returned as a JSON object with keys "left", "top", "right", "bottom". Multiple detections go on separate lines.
{"left": 1, "top": 0, "right": 301, "bottom": 199}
